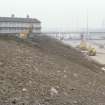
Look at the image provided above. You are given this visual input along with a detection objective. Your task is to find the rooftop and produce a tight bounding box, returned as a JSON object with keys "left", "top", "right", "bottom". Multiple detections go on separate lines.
{"left": 0, "top": 17, "right": 41, "bottom": 23}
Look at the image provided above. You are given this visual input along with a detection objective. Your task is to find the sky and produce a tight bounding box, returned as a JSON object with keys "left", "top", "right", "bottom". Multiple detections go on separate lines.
{"left": 0, "top": 0, "right": 105, "bottom": 31}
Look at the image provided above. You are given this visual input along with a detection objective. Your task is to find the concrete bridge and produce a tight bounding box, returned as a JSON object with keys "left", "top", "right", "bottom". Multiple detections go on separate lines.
{"left": 43, "top": 31, "right": 105, "bottom": 34}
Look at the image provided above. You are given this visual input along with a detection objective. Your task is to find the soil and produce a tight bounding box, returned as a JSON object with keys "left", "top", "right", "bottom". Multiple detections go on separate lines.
{"left": 0, "top": 35, "right": 104, "bottom": 105}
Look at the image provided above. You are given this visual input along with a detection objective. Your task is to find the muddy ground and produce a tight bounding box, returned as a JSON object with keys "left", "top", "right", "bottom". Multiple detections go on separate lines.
{"left": 0, "top": 35, "right": 105, "bottom": 105}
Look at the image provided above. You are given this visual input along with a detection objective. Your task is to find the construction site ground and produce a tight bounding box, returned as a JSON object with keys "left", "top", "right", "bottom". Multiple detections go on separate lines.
{"left": 63, "top": 40, "right": 105, "bottom": 65}
{"left": 0, "top": 35, "right": 105, "bottom": 105}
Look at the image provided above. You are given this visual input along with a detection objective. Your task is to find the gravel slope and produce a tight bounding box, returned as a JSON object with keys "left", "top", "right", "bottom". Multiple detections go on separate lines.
{"left": 0, "top": 36, "right": 104, "bottom": 105}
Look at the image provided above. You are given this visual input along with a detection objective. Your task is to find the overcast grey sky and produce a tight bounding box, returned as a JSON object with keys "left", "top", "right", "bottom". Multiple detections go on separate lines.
{"left": 0, "top": 0, "right": 105, "bottom": 31}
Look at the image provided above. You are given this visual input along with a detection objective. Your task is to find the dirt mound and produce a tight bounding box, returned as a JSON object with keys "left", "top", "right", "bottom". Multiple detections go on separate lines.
{"left": 0, "top": 35, "right": 105, "bottom": 105}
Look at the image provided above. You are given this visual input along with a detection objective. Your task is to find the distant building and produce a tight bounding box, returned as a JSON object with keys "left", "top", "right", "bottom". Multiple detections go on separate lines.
{"left": 0, "top": 15, "right": 41, "bottom": 36}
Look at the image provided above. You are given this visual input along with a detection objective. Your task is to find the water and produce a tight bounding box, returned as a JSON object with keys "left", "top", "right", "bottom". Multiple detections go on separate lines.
{"left": 63, "top": 39, "right": 105, "bottom": 47}
{"left": 47, "top": 33, "right": 105, "bottom": 46}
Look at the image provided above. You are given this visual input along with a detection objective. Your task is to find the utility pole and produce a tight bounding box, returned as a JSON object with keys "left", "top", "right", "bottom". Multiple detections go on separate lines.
{"left": 102, "top": 19, "right": 105, "bottom": 29}
{"left": 86, "top": 9, "right": 89, "bottom": 39}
